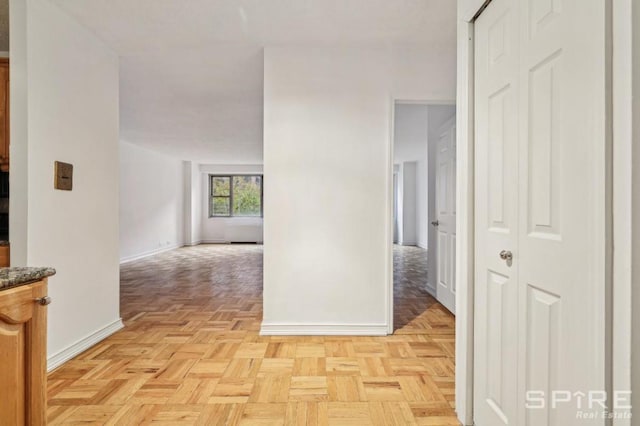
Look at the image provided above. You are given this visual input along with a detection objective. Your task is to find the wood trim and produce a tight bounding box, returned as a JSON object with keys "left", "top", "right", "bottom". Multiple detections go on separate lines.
{"left": 0, "top": 245, "right": 10, "bottom": 267}
{"left": 28, "top": 280, "right": 47, "bottom": 426}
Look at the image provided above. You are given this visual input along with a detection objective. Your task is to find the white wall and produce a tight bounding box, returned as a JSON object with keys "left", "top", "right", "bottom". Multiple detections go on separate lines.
{"left": 393, "top": 103, "right": 429, "bottom": 248}
{"left": 262, "top": 46, "right": 455, "bottom": 334}
{"left": 199, "top": 164, "right": 263, "bottom": 243}
{"left": 119, "top": 141, "right": 185, "bottom": 262}
{"left": 9, "top": 0, "right": 28, "bottom": 266}
{"left": 399, "top": 162, "right": 417, "bottom": 245}
{"left": 10, "top": 0, "right": 121, "bottom": 362}
{"left": 183, "top": 161, "right": 202, "bottom": 246}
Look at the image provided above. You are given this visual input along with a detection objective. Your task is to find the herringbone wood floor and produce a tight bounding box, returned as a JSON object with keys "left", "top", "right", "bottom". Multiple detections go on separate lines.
{"left": 47, "top": 244, "right": 458, "bottom": 425}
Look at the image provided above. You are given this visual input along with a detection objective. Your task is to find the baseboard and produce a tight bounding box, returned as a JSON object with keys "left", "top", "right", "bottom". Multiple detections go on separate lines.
{"left": 260, "top": 323, "right": 389, "bottom": 336}
{"left": 119, "top": 244, "right": 182, "bottom": 264}
{"left": 200, "top": 240, "right": 263, "bottom": 245}
{"left": 401, "top": 241, "right": 417, "bottom": 246}
{"left": 183, "top": 240, "right": 203, "bottom": 247}
{"left": 416, "top": 242, "right": 428, "bottom": 250}
{"left": 47, "top": 318, "right": 124, "bottom": 372}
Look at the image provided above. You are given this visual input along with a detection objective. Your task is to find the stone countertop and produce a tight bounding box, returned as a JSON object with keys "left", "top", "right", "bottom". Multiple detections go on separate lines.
{"left": 0, "top": 267, "right": 56, "bottom": 291}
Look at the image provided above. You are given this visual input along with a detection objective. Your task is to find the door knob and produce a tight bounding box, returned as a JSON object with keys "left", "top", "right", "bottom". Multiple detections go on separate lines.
{"left": 499, "top": 250, "right": 513, "bottom": 261}
{"left": 431, "top": 220, "right": 439, "bottom": 226}
{"left": 35, "top": 296, "right": 52, "bottom": 306}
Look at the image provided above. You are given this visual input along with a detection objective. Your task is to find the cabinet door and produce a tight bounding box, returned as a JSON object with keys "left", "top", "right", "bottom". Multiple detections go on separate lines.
{"left": 0, "top": 246, "right": 10, "bottom": 267}
{"left": 0, "top": 281, "right": 47, "bottom": 425}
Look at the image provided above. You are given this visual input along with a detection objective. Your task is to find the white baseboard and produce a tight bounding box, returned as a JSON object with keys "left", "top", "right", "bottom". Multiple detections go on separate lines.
{"left": 401, "top": 241, "right": 417, "bottom": 246}
{"left": 200, "top": 240, "right": 264, "bottom": 245}
{"left": 120, "top": 244, "right": 182, "bottom": 264}
{"left": 183, "top": 240, "right": 203, "bottom": 247}
{"left": 260, "top": 323, "right": 389, "bottom": 336}
{"left": 47, "top": 318, "right": 124, "bottom": 372}
{"left": 416, "top": 242, "right": 428, "bottom": 250}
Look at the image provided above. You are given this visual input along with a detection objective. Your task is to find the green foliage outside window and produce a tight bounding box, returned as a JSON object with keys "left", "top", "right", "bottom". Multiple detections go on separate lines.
{"left": 232, "top": 176, "right": 262, "bottom": 216}
{"left": 209, "top": 175, "right": 262, "bottom": 217}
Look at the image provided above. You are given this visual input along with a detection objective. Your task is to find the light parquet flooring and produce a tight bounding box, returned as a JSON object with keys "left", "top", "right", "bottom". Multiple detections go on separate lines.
{"left": 48, "top": 244, "right": 458, "bottom": 425}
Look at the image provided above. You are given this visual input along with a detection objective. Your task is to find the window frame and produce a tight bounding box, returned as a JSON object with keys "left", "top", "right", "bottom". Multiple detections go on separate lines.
{"left": 208, "top": 174, "right": 264, "bottom": 218}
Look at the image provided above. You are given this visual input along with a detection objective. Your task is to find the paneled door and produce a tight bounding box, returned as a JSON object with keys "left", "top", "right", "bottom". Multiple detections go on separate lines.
{"left": 474, "top": 0, "right": 520, "bottom": 422}
{"left": 474, "top": 0, "right": 609, "bottom": 424}
{"left": 435, "top": 119, "right": 457, "bottom": 314}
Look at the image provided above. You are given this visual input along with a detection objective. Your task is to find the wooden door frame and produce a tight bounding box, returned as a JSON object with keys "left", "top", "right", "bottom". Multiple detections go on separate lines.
{"left": 456, "top": 1, "right": 627, "bottom": 425}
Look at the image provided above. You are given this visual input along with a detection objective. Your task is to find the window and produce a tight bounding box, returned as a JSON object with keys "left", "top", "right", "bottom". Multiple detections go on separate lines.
{"left": 209, "top": 175, "right": 263, "bottom": 217}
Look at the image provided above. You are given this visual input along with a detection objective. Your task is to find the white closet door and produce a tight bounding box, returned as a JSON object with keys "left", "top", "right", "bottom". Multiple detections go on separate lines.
{"left": 474, "top": 0, "right": 609, "bottom": 424}
{"left": 515, "top": 0, "right": 608, "bottom": 424}
{"left": 474, "top": 0, "right": 520, "bottom": 423}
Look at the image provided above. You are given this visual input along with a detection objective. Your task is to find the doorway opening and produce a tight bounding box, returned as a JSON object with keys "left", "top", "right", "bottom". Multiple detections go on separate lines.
{"left": 391, "top": 101, "right": 457, "bottom": 331}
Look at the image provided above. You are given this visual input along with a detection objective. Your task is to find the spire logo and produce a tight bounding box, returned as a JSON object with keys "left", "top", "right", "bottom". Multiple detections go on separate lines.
{"left": 525, "top": 390, "right": 632, "bottom": 420}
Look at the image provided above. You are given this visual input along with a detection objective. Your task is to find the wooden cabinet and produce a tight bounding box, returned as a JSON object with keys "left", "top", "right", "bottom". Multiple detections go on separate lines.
{"left": 0, "top": 245, "right": 10, "bottom": 267}
{"left": 0, "top": 58, "right": 9, "bottom": 172}
{"left": 0, "top": 279, "right": 48, "bottom": 425}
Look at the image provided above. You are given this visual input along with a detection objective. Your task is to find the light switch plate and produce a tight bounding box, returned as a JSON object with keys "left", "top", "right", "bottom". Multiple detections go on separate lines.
{"left": 54, "top": 161, "right": 73, "bottom": 190}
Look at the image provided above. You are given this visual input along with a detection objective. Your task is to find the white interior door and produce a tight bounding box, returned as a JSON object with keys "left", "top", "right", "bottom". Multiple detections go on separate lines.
{"left": 435, "top": 120, "right": 456, "bottom": 314}
{"left": 474, "top": 0, "right": 609, "bottom": 424}
{"left": 474, "top": 0, "right": 520, "bottom": 422}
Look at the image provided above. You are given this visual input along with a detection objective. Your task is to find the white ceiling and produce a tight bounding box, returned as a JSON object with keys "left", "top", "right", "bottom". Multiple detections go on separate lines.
{"left": 52, "top": 0, "right": 456, "bottom": 163}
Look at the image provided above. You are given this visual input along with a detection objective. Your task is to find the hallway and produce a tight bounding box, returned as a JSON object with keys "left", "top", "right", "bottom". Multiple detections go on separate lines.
{"left": 393, "top": 245, "right": 443, "bottom": 330}
{"left": 47, "top": 244, "right": 457, "bottom": 425}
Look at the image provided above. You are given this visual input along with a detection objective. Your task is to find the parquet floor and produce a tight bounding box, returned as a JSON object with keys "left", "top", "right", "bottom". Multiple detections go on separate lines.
{"left": 47, "top": 244, "right": 458, "bottom": 425}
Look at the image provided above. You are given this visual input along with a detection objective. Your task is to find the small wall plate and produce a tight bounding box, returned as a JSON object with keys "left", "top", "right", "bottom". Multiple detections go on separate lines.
{"left": 54, "top": 161, "right": 73, "bottom": 191}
